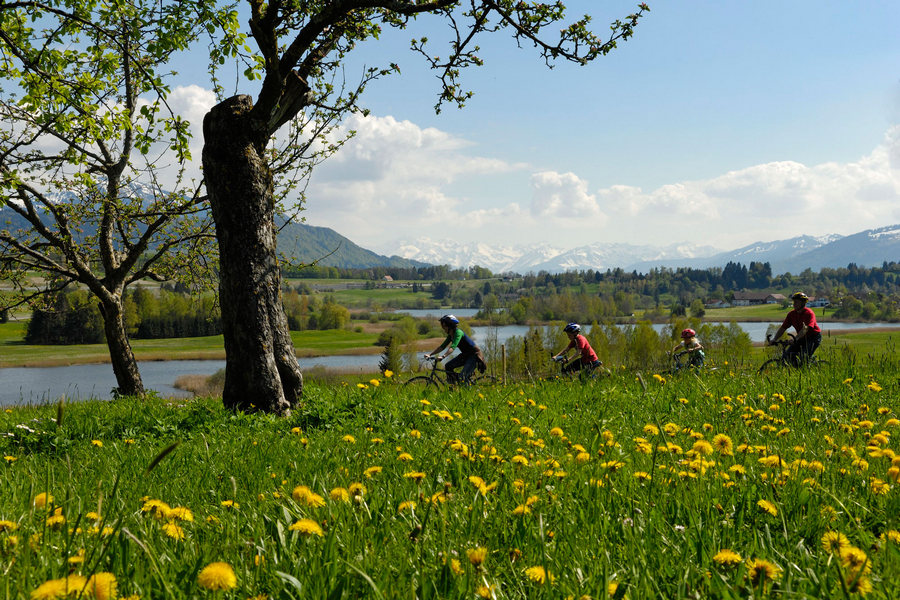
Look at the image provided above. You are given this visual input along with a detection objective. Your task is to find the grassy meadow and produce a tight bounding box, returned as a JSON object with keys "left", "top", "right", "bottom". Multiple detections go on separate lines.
{"left": 1, "top": 353, "right": 899, "bottom": 598}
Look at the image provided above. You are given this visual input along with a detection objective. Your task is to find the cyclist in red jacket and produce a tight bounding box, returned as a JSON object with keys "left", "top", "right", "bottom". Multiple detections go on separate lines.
{"left": 551, "top": 323, "right": 601, "bottom": 374}
{"left": 768, "top": 291, "right": 822, "bottom": 366}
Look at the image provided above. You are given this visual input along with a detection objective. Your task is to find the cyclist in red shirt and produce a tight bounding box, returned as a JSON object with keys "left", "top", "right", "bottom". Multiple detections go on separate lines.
{"left": 768, "top": 292, "right": 822, "bottom": 366}
{"left": 551, "top": 323, "right": 601, "bottom": 374}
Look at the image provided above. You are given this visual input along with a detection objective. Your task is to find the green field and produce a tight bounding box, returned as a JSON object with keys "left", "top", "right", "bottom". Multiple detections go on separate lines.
{"left": 1, "top": 355, "right": 898, "bottom": 598}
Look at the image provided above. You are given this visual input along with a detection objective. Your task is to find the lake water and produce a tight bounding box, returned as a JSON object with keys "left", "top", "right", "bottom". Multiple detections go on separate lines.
{"left": 2, "top": 320, "right": 896, "bottom": 407}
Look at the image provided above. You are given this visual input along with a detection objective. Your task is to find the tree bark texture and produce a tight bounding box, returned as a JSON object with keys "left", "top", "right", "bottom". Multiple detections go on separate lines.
{"left": 100, "top": 298, "right": 145, "bottom": 398}
{"left": 202, "top": 95, "right": 302, "bottom": 415}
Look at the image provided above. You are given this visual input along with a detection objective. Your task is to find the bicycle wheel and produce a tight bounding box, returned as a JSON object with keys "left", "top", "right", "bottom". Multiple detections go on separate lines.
{"left": 471, "top": 374, "right": 499, "bottom": 386}
{"left": 403, "top": 376, "right": 443, "bottom": 391}
{"left": 757, "top": 358, "right": 783, "bottom": 374}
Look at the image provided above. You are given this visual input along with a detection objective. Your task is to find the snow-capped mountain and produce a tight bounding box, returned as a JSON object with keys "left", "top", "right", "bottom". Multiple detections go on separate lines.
{"left": 384, "top": 225, "right": 900, "bottom": 274}
{"left": 386, "top": 238, "right": 720, "bottom": 273}
{"left": 390, "top": 239, "right": 562, "bottom": 273}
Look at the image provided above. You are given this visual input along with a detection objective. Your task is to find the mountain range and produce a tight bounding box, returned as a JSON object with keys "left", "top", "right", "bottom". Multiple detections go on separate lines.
{"left": 382, "top": 225, "right": 900, "bottom": 274}
{"left": 5, "top": 202, "right": 898, "bottom": 274}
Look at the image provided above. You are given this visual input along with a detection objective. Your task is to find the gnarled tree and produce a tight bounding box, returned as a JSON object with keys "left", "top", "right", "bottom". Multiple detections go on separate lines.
{"left": 201, "top": 0, "right": 649, "bottom": 414}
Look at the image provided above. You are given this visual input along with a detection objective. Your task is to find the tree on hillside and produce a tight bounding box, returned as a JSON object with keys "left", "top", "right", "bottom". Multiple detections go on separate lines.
{"left": 199, "top": 0, "right": 649, "bottom": 414}
{"left": 0, "top": 1, "right": 223, "bottom": 396}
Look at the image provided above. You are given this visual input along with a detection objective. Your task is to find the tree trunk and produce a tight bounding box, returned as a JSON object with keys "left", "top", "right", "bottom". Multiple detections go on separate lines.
{"left": 201, "top": 95, "right": 302, "bottom": 415}
{"left": 99, "top": 297, "right": 145, "bottom": 398}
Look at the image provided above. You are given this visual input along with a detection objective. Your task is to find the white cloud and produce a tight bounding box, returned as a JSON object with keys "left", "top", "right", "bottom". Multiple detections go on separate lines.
{"left": 589, "top": 125, "right": 900, "bottom": 246}
{"left": 529, "top": 171, "right": 605, "bottom": 220}
{"left": 302, "top": 113, "right": 526, "bottom": 241}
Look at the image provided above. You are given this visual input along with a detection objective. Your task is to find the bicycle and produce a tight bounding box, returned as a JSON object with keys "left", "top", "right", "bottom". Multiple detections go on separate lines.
{"left": 758, "top": 334, "right": 827, "bottom": 373}
{"left": 550, "top": 355, "right": 605, "bottom": 381}
{"left": 403, "top": 356, "right": 498, "bottom": 390}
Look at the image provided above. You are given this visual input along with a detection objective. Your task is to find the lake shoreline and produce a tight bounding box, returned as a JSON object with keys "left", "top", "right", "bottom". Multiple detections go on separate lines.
{"left": 3, "top": 324, "right": 897, "bottom": 369}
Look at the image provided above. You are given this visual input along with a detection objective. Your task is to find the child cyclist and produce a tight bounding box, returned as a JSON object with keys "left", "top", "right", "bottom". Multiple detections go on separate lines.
{"left": 551, "top": 323, "right": 602, "bottom": 375}
{"left": 671, "top": 328, "right": 705, "bottom": 368}
{"left": 425, "top": 314, "right": 487, "bottom": 384}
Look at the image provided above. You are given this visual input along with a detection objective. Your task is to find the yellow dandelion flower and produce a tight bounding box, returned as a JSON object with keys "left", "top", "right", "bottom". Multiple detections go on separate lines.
{"left": 404, "top": 471, "right": 426, "bottom": 482}
{"left": 397, "top": 501, "right": 416, "bottom": 512}
{"left": 0, "top": 520, "right": 17, "bottom": 532}
{"left": 839, "top": 546, "right": 871, "bottom": 575}
{"left": 83, "top": 573, "right": 117, "bottom": 600}
{"left": 550, "top": 427, "right": 564, "bottom": 437}
{"left": 167, "top": 506, "right": 193, "bottom": 522}
{"left": 383, "top": 370, "right": 393, "bottom": 378}
{"left": 197, "top": 562, "right": 237, "bottom": 591}
{"left": 867, "top": 382, "right": 882, "bottom": 392}
{"left": 356, "top": 383, "right": 368, "bottom": 389}
{"left": 466, "top": 547, "right": 488, "bottom": 567}
{"left": 409, "top": 429, "right": 421, "bottom": 439}
{"left": 713, "top": 549, "right": 742, "bottom": 566}
{"left": 220, "top": 500, "right": 239, "bottom": 509}
{"left": 91, "top": 440, "right": 103, "bottom": 448}
{"left": 330, "top": 487, "right": 350, "bottom": 502}
{"left": 643, "top": 424, "right": 660, "bottom": 436}
{"left": 475, "top": 584, "right": 495, "bottom": 598}
{"left": 369, "top": 379, "right": 380, "bottom": 387}
{"left": 575, "top": 452, "right": 591, "bottom": 464}
{"left": 162, "top": 522, "right": 185, "bottom": 540}
{"left": 880, "top": 530, "right": 900, "bottom": 545}
{"left": 822, "top": 531, "right": 850, "bottom": 554}
{"left": 292, "top": 485, "right": 326, "bottom": 508}
{"left": 844, "top": 575, "right": 873, "bottom": 595}
{"left": 757, "top": 499, "right": 778, "bottom": 517}
{"left": 33, "top": 493, "right": 53, "bottom": 509}
{"left": 30, "top": 576, "right": 87, "bottom": 600}
{"left": 348, "top": 482, "right": 367, "bottom": 496}
{"left": 692, "top": 440, "right": 713, "bottom": 456}
{"left": 512, "top": 504, "right": 531, "bottom": 516}
{"left": 289, "top": 518, "right": 324, "bottom": 537}
{"left": 524, "top": 565, "right": 554, "bottom": 585}
{"left": 397, "top": 452, "right": 413, "bottom": 462}
{"left": 512, "top": 455, "right": 529, "bottom": 466}
{"left": 746, "top": 558, "right": 782, "bottom": 585}
{"left": 3, "top": 455, "right": 17, "bottom": 463}
{"left": 519, "top": 426, "right": 534, "bottom": 437}
{"left": 364, "top": 466, "right": 382, "bottom": 478}
{"left": 45, "top": 511, "right": 66, "bottom": 529}
{"left": 342, "top": 435, "right": 356, "bottom": 443}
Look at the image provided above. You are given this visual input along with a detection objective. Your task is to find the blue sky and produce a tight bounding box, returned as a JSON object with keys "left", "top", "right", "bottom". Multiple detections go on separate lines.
{"left": 168, "top": 1, "right": 900, "bottom": 253}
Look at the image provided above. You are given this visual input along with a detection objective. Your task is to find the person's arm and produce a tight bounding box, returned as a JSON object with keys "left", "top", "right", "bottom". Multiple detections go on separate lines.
{"left": 425, "top": 337, "right": 450, "bottom": 359}
{"left": 553, "top": 338, "right": 575, "bottom": 360}
{"left": 437, "top": 330, "right": 464, "bottom": 360}
{"left": 769, "top": 325, "right": 788, "bottom": 344}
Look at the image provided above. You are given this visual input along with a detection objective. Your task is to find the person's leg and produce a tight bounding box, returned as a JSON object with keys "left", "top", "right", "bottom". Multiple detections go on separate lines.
{"left": 459, "top": 354, "right": 478, "bottom": 383}
{"left": 802, "top": 332, "right": 822, "bottom": 363}
{"left": 562, "top": 360, "right": 583, "bottom": 375}
{"left": 444, "top": 354, "right": 465, "bottom": 383}
{"left": 690, "top": 351, "right": 705, "bottom": 368}
{"left": 786, "top": 341, "right": 803, "bottom": 366}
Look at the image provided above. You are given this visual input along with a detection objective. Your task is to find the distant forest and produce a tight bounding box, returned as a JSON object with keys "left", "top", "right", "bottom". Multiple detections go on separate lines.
{"left": 23, "top": 260, "right": 900, "bottom": 344}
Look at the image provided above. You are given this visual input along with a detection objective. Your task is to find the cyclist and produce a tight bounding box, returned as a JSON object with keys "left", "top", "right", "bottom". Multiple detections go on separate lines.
{"left": 767, "top": 291, "right": 822, "bottom": 366}
{"left": 551, "top": 323, "right": 602, "bottom": 375}
{"left": 425, "top": 314, "right": 486, "bottom": 384}
{"left": 671, "top": 328, "right": 705, "bottom": 368}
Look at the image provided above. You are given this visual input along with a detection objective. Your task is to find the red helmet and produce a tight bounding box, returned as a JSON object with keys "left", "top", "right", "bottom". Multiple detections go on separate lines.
{"left": 681, "top": 328, "right": 696, "bottom": 339}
